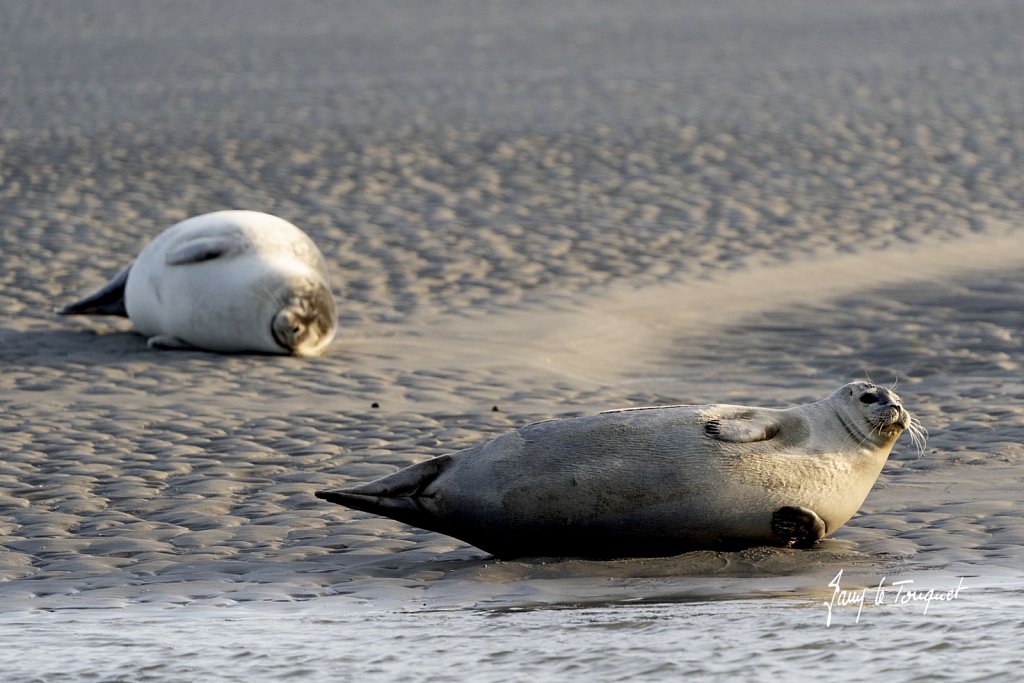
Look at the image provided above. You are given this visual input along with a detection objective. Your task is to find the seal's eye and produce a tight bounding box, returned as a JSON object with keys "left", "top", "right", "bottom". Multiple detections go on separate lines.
{"left": 859, "top": 394, "right": 879, "bottom": 404}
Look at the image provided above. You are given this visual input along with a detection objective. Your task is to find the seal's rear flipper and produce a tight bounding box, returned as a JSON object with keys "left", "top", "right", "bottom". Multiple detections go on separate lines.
{"left": 56, "top": 264, "right": 132, "bottom": 317}
{"left": 771, "top": 505, "right": 827, "bottom": 548}
{"left": 315, "top": 454, "right": 453, "bottom": 531}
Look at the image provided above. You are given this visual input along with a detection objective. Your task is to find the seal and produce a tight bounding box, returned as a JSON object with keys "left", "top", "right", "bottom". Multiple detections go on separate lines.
{"left": 58, "top": 210, "right": 338, "bottom": 356}
{"left": 316, "top": 382, "right": 926, "bottom": 559}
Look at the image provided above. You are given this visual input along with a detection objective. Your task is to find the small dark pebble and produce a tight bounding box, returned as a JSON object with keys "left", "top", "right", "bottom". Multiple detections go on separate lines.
{"left": 371, "top": 402, "right": 380, "bottom": 409}
{"left": 492, "top": 405, "right": 500, "bottom": 412}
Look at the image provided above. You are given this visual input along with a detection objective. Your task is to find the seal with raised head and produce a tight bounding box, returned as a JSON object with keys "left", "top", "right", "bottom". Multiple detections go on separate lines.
{"left": 316, "top": 382, "right": 925, "bottom": 559}
{"left": 58, "top": 210, "right": 337, "bottom": 356}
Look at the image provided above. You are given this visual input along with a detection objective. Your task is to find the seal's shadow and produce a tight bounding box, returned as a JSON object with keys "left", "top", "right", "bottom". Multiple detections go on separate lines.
{"left": 0, "top": 326, "right": 359, "bottom": 367}
{"left": 1, "top": 326, "right": 167, "bottom": 367}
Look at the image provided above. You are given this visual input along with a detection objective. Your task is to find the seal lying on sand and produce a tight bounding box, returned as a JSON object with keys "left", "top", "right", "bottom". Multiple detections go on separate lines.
{"left": 317, "top": 382, "right": 925, "bottom": 559}
{"left": 58, "top": 210, "right": 337, "bottom": 356}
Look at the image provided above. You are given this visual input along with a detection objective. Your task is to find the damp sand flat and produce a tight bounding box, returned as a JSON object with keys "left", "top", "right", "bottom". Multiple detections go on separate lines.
{"left": 2, "top": 1, "right": 1024, "bottom": 680}
{"left": 2, "top": 241, "right": 1022, "bottom": 612}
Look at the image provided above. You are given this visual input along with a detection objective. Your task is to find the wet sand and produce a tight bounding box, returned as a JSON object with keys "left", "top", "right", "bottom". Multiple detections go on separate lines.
{"left": 2, "top": 0, "right": 1024, "bottom": 622}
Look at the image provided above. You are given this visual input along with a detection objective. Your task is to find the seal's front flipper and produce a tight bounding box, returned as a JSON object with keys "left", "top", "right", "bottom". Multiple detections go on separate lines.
{"left": 771, "top": 505, "right": 827, "bottom": 548}
{"left": 315, "top": 454, "right": 453, "bottom": 531}
{"left": 56, "top": 264, "right": 131, "bottom": 317}
{"left": 165, "top": 234, "right": 244, "bottom": 266}
{"left": 147, "top": 335, "right": 198, "bottom": 351}
{"left": 704, "top": 412, "right": 782, "bottom": 443}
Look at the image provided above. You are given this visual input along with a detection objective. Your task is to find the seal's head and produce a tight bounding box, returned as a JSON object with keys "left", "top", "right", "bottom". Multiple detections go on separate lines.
{"left": 271, "top": 281, "right": 337, "bottom": 357}
{"left": 832, "top": 381, "right": 926, "bottom": 455}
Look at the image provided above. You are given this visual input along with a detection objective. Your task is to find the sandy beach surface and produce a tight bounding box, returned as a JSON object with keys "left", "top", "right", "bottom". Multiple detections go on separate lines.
{"left": 2, "top": 2, "right": 1024, "bottom": 680}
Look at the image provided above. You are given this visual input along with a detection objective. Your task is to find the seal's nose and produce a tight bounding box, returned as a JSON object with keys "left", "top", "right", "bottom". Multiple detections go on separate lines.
{"left": 873, "top": 388, "right": 908, "bottom": 428}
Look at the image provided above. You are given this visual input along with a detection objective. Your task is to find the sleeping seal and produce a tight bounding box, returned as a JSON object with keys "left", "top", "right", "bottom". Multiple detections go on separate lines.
{"left": 316, "top": 381, "right": 925, "bottom": 559}
{"left": 58, "top": 210, "right": 337, "bottom": 356}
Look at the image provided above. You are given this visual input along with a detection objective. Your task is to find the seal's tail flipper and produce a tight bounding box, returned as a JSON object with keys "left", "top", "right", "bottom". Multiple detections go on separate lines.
{"left": 315, "top": 454, "right": 453, "bottom": 531}
{"left": 56, "top": 264, "right": 132, "bottom": 317}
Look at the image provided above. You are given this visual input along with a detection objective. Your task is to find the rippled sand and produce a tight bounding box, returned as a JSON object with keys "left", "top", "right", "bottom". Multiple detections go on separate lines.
{"left": 2, "top": 1, "right": 1024, "bottom": 679}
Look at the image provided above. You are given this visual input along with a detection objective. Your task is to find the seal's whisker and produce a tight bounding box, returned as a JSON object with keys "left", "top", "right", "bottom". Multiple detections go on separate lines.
{"left": 905, "top": 413, "right": 928, "bottom": 459}
{"left": 838, "top": 418, "right": 874, "bottom": 453}
{"left": 868, "top": 420, "right": 889, "bottom": 446}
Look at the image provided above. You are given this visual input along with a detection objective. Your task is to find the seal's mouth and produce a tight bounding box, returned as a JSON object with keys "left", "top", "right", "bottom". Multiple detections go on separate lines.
{"left": 874, "top": 405, "right": 909, "bottom": 434}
